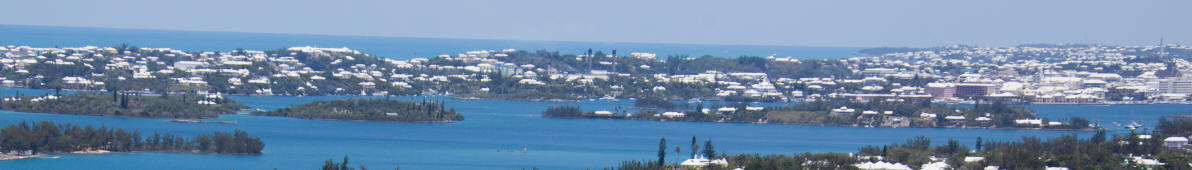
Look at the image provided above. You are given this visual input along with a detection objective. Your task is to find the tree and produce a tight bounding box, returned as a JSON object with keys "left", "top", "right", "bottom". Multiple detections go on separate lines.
{"left": 658, "top": 138, "right": 667, "bottom": 165}
{"left": 341, "top": 155, "right": 350, "bottom": 170}
{"left": 322, "top": 159, "right": 337, "bottom": 170}
{"left": 976, "top": 136, "right": 983, "bottom": 151}
{"left": 702, "top": 139, "right": 715, "bottom": 158}
{"left": 691, "top": 136, "right": 698, "bottom": 157}
{"left": 1091, "top": 130, "right": 1107, "bottom": 144}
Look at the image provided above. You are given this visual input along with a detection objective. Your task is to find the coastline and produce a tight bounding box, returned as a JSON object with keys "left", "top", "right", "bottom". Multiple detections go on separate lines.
{"left": 242, "top": 113, "right": 458, "bottom": 124}
{"left": 543, "top": 116, "right": 1097, "bottom": 132}
{"left": 0, "top": 154, "right": 40, "bottom": 161}
{"left": 7, "top": 86, "right": 1190, "bottom": 105}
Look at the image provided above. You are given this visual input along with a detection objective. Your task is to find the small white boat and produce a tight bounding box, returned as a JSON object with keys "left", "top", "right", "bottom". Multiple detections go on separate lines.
{"left": 599, "top": 96, "right": 618, "bottom": 101}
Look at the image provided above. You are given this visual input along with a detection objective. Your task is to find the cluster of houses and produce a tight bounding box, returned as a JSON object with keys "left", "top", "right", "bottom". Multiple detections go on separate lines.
{"left": 0, "top": 44, "right": 1188, "bottom": 106}
{"left": 870, "top": 45, "right": 1192, "bottom": 104}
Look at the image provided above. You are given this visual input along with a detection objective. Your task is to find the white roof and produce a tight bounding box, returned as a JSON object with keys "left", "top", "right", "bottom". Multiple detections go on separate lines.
{"left": 854, "top": 161, "right": 912, "bottom": 170}
{"left": 662, "top": 112, "right": 685, "bottom": 117}
{"left": 745, "top": 106, "right": 764, "bottom": 111}
{"left": 1165, "top": 137, "right": 1189, "bottom": 142}
{"left": 717, "top": 107, "right": 737, "bottom": 112}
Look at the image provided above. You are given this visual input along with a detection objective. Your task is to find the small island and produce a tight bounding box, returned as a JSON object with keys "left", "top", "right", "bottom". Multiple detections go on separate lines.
{"left": 0, "top": 93, "right": 247, "bottom": 119}
{"left": 0, "top": 121, "right": 264, "bottom": 161}
{"left": 544, "top": 99, "right": 1094, "bottom": 130}
{"left": 251, "top": 99, "right": 464, "bottom": 123}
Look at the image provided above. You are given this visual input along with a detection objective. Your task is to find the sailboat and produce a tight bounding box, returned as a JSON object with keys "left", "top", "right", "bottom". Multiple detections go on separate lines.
{"left": 1125, "top": 121, "right": 1142, "bottom": 130}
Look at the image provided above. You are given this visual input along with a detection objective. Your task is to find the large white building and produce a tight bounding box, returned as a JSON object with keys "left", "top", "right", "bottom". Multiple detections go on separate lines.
{"left": 1150, "top": 79, "right": 1192, "bottom": 95}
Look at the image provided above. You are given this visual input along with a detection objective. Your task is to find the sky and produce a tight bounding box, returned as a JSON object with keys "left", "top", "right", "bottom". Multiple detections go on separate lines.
{"left": 2, "top": 0, "right": 1190, "bottom": 47}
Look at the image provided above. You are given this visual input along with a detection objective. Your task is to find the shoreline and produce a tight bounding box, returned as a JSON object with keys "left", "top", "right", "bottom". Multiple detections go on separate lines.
{"left": 544, "top": 116, "right": 1098, "bottom": 132}
{"left": 0, "top": 149, "right": 267, "bottom": 162}
{"left": 5, "top": 86, "right": 1190, "bottom": 105}
{"left": 241, "top": 114, "right": 458, "bottom": 124}
{"left": 0, "top": 154, "right": 40, "bottom": 161}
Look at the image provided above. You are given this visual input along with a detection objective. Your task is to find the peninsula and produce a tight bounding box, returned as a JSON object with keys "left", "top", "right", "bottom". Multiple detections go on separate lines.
{"left": 251, "top": 99, "right": 464, "bottom": 122}
{"left": 0, "top": 121, "right": 264, "bottom": 161}
{"left": 0, "top": 93, "right": 246, "bottom": 119}
{"left": 544, "top": 99, "right": 1093, "bottom": 130}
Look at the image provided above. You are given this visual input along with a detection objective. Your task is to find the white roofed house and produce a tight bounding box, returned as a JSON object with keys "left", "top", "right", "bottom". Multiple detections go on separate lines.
{"left": 717, "top": 107, "right": 737, "bottom": 114}
{"left": 680, "top": 154, "right": 728, "bottom": 168}
{"left": 247, "top": 77, "right": 271, "bottom": 84}
{"left": 1164, "top": 137, "right": 1188, "bottom": 148}
{"left": 944, "top": 115, "right": 966, "bottom": 125}
{"left": 832, "top": 106, "right": 856, "bottom": 114}
{"left": 172, "top": 61, "right": 206, "bottom": 71}
{"left": 358, "top": 81, "right": 376, "bottom": 89}
{"left": 661, "top": 111, "right": 685, "bottom": 118}
{"left": 593, "top": 110, "right": 614, "bottom": 116}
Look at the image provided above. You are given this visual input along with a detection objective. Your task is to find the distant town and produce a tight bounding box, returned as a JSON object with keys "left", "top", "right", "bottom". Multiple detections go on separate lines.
{"left": 0, "top": 43, "right": 1188, "bottom": 106}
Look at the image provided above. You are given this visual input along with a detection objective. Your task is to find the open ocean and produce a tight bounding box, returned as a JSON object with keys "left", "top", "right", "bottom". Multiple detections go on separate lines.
{"left": 0, "top": 24, "right": 860, "bottom": 60}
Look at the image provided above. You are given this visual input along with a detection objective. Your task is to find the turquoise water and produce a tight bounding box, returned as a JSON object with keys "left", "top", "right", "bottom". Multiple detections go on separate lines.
{"left": 0, "top": 24, "right": 860, "bottom": 60}
{"left": 4, "top": 87, "right": 1187, "bottom": 169}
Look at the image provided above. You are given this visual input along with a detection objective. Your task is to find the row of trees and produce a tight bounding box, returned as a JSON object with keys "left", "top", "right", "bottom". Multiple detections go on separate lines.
{"left": 0, "top": 121, "right": 264, "bottom": 155}
{"left": 319, "top": 155, "right": 400, "bottom": 170}
{"left": 253, "top": 99, "right": 464, "bottom": 122}
{"left": 0, "top": 93, "right": 246, "bottom": 119}
{"left": 610, "top": 114, "right": 1192, "bottom": 170}
{"left": 622, "top": 136, "right": 720, "bottom": 170}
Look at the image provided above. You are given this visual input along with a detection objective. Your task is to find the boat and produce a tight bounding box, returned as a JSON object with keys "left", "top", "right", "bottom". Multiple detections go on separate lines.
{"left": 599, "top": 96, "right": 618, "bottom": 101}
{"left": 170, "top": 119, "right": 201, "bottom": 123}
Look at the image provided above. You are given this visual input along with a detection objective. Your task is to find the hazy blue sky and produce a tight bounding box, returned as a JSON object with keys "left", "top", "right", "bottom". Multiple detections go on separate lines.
{"left": 3, "top": 0, "right": 1189, "bottom": 47}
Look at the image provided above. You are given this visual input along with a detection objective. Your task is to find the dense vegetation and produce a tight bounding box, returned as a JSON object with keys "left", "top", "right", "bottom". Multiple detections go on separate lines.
{"left": 542, "top": 106, "right": 587, "bottom": 118}
{"left": 0, "top": 121, "right": 264, "bottom": 155}
{"left": 546, "top": 99, "right": 1092, "bottom": 130}
{"left": 1158, "top": 115, "right": 1192, "bottom": 136}
{"left": 610, "top": 130, "right": 1192, "bottom": 170}
{"left": 253, "top": 99, "right": 463, "bottom": 122}
{"left": 318, "top": 155, "right": 401, "bottom": 170}
{"left": 0, "top": 93, "right": 246, "bottom": 119}
{"left": 633, "top": 97, "right": 679, "bottom": 110}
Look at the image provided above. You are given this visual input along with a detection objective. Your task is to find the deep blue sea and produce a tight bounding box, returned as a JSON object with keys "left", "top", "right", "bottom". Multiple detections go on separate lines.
{"left": 0, "top": 24, "right": 860, "bottom": 60}
{"left": 1, "top": 87, "right": 1189, "bottom": 169}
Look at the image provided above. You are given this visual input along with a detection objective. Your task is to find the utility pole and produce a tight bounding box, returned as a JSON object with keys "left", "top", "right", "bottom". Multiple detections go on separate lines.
{"left": 611, "top": 49, "right": 617, "bottom": 73}
{"left": 587, "top": 48, "right": 593, "bottom": 73}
